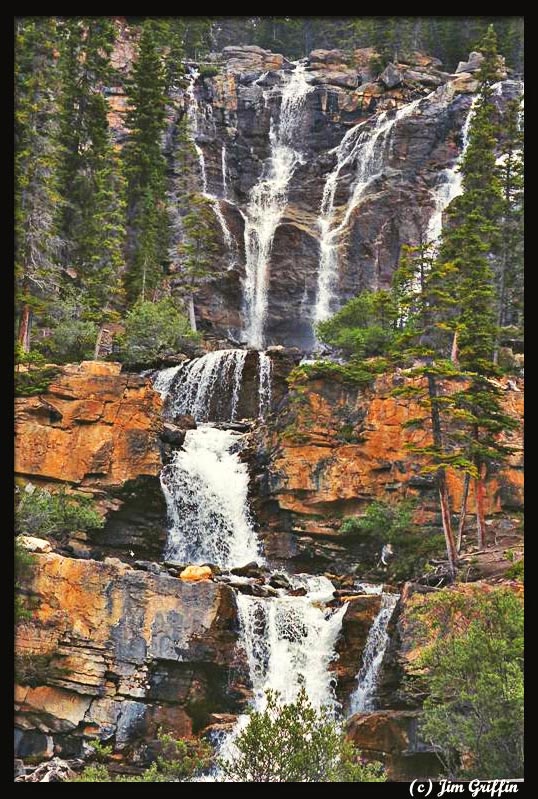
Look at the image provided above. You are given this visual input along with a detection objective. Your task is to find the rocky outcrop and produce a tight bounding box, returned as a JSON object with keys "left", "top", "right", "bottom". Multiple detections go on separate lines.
{"left": 14, "top": 361, "right": 163, "bottom": 489}
{"left": 254, "top": 372, "right": 523, "bottom": 571}
{"left": 15, "top": 552, "right": 244, "bottom": 760}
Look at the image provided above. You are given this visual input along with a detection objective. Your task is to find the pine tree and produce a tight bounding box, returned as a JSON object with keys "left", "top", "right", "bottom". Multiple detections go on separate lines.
{"left": 494, "top": 97, "right": 524, "bottom": 349}
{"left": 123, "top": 21, "right": 169, "bottom": 303}
{"left": 15, "top": 17, "right": 64, "bottom": 351}
{"left": 433, "top": 27, "right": 519, "bottom": 548}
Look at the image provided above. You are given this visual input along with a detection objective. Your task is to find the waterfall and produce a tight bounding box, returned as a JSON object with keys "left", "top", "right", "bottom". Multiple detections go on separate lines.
{"left": 314, "top": 98, "right": 423, "bottom": 324}
{"left": 160, "top": 425, "right": 260, "bottom": 568}
{"left": 221, "top": 144, "right": 227, "bottom": 196}
{"left": 166, "top": 349, "right": 248, "bottom": 423}
{"left": 185, "top": 69, "right": 235, "bottom": 260}
{"left": 152, "top": 364, "right": 184, "bottom": 400}
{"left": 236, "top": 575, "right": 347, "bottom": 712}
{"left": 257, "top": 352, "right": 272, "bottom": 418}
{"left": 348, "top": 592, "right": 399, "bottom": 714}
{"left": 425, "top": 95, "right": 479, "bottom": 243}
{"left": 243, "top": 62, "right": 314, "bottom": 349}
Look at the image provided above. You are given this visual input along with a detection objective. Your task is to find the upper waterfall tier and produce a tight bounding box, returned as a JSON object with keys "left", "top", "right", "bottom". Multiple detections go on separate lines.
{"left": 176, "top": 50, "right": 522, "bottom": 350}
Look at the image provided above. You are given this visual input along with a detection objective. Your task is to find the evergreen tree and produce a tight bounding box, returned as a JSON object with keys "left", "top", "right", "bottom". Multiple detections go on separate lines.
{"left": 123, "top": 21, "right": 169, "bottom": 303}
{"left": 495, "top": 97, "right": 524, "bottom": 345}
{"left": 15, "top": 17, "right": 64, "bottom": 351}
{"left": 432, "top": 27, "right": 519, "bottom": 547}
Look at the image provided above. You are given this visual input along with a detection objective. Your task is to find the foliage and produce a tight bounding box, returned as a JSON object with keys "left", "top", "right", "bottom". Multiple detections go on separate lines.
{"left": 316, "top": 290, "right": 397, "bottom": 358}
{"left": 288, "top": 359, "right": 380, "bottom": 389}
{"left": 15, "top": 652, "right": 69, "bottom": 687}
{"left": 118, "top": 298, "right": 200, "bottom": 366}
{"left": 88, "top": 740, "right": 114, "bottom": 763}
{"left": 15, "top": 539, "right": 37, "bottom": 623}
{"left": 219, "top": 687, "right": 386, "bottom": 782}
{"left": 340, "top": 500, "right": 445, "bottom": 581}
{"left": 123, "top": 22, "right": 169, "bottom": 303}
{"left": 72, "top": 732, "right": 212, "bottom": 782}
{"left": 37, "top": 318, "right": 99, "bottom": 363}
{"left": 15, "top": 486, "right": 104, "bottom": 537}
{"left": 410, "top": 587, "right": 524, "bottom": 779}
{"left": 505, "top": 556, "right": 524, "bottom": 582}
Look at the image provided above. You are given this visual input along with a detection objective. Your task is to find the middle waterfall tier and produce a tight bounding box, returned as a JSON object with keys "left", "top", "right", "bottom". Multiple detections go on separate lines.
{"left": 160, "top": 425, "right": 261, "bottom": 569}
{"left": 153, "top": 349, "right": 273, "bottom": 424}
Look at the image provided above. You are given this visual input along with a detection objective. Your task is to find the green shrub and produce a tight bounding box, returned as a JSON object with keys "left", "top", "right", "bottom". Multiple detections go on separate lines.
{"left": 505, "top": 557, "right": 524, "bottom": 581}
{"left": 219, "top": 687, "right": 385, "bottom": 782}
{"left": 16, "top": 486, "right": 104, "bottom": 537}
{"left": 198, "top": 64, "right": 219, "bottom": 78}
{"left": 88, "top": 740, "right": 114, "bottom": 763}
{"left": 315, "top": 291, "right": 397, "bottom": 358}
{"left": 15, "top": 539, "right": 37, "bottom": 622}
{"left": 340, "top": 500, "right": 445, "bottom": 581}
{"left": 288, "top": 358, "right": 383, "bottom": 389}
{"left": 72, "top": 732, "right": 212, "bottom": 782}
{"left": 410, "top": 587, "right": 524, "bottom": 779}
{"left": 37, "top": 319, "right": 98, "bottom": 363}
{"left": 14, "top": 345, "right": 60, "bottom": 396}
{"left": 118, "top": 298, "right": 200, "bottom": 367}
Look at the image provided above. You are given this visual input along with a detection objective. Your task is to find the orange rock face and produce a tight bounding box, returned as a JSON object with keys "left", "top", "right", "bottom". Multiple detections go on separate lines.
{"left": 269, "top": 374, "right": 523, "bottom": 521}
{"left": 14, "top": 361, "right": 163, "bottom": 489}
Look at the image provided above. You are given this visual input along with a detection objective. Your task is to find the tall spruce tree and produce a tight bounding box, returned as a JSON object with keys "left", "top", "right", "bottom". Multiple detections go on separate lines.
{"left": 123, "top": 21, "right": 169, "bottom": 303}
{"left": 15, "top": 17, "right": 64, "bottom": 351}
{"left": 494, "top": 97, "right": 524, "bottom": 350}
{"left": 433, "top": 27, "right": 519, "bottom": 547}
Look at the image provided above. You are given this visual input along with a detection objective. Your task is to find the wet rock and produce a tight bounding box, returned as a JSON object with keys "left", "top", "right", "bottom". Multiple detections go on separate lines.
{"left": 231, "top": 561, "right": 263, "bottom": 578}
{"left": 175, "top": 414, "right": 197, "bottom": 430}
{"left": 160, "top": 423, "right": 186, "bottom": 447}
{"left": 15, "top": 756, "right": 77, "bottom": 782}
{"left": 268, "top": 573, "right": 292, "bottom": 590}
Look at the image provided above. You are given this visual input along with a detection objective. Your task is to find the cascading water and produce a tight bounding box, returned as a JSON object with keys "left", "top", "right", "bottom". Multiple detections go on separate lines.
{"left": 236, "top": 575, "right": 347, "bottom": 711}
{"left": 425, "top": 95, "right": 478, "bottom": 243}
{"left": 348, "top": 591, "right": 399, "bottom": 714}
{"left": 314, "top": 98, "right": 423, "bottom": 324}
{"left": 257, "top": 352, "right": 272, "bottom": 419}
{"left": 185, "top": 68, "right": 235, "bottom": 260}
{"left": 160, "top": 425, "right": 260, "bottom": 568}
{"left": 243, "top": 63, "right": 314, "bottom": 349}
{"left": 166, "top": 349, "right": 248, "bottom": 423}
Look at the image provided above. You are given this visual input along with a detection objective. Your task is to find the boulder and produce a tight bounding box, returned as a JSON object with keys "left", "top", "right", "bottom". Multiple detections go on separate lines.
{"left": 180, "top": 564, "right": 213, "bottom": 581}
{"left": 379, "top": 62, "right": 403, "bottom": 89}
{"left": 230, "top": 561, "right": 263, "bottom": 578}
{"left": 160, "top": 422, "right": 186, "bottom": 447}
{"left": 17, "top": 536, "right": 52, "bottom": 554}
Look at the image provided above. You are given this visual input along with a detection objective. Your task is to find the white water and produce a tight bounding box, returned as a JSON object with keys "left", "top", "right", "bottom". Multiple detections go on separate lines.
{"left": 243, "top": 63, "right": 314, "bottom": 349}
{"left": 349, "top": 592, "right": 399, "bottom": 714}
{"left": 152, "top": 364, "right": 184, "bottom": 399}
{"left": 314, "top": 98, "right": 423, "bottom": 324}
{"left": 236, "top": 575, "right": 346, "bottom": 711}
{"left": 426, "top": 96, "right": 479, "bottom": 243}
{"left": 185, "top": 69, "right": 235, "bottom": 260}
{"left": 160, "top": 425, "right": 260, "bottom": 568}
{"left": 221, "top": 144, "right": 228, "bottom": 196}
{"left": 167, "top": 349, "right": 248, "bottom": 423}
{"left": 257, "top": 352, "right": 272, "bottom": 418}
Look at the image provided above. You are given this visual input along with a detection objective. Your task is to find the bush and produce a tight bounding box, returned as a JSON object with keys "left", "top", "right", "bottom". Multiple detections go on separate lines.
{"left": 72, "top": 732, "right": 212, "bottom": 782}
{"left": 315, "top": 291, "right": 397, "bottom": 358}
{"left": 340, "top": 500, "right": 445, "bottom": 581}
{"left": 37, "top": 319, "right": 99, "bottom": 363}
{"left": 410, "top": 587, "right": 524, "bottom": 779}
{"left": 118, "top": 298, "right": 200, "bottom": 367}
{"left": 14, "top": 345, "right": 60, "bottom": 396}
{"left": 16, "top": 486, "right": 104, "bottom": 537}
{"left": 15, "top": 539, "right": 37, "bottom": 622}
{"left": 218, "top": 687, "right": 386, "bottom": 782}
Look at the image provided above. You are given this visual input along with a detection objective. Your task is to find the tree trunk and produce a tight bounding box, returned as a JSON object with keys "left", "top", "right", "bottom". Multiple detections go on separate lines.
{"left": 18, "top": 303, "right": 32, "bottom": 352}
{"left": 456, "top": 472, "right": 471, "bottom": 553}
{"left": 450, "top": 328, "right": 459, "bottom": 366}
{"left": 93, "top": 325, "right": 105, "bottom": 360}
{"left": 188, "top": 294, "right": 197, "bottom": 332}
{"left": 428, "top": 373, "right": 458, "bottom": 578}
{"left": 475, "top": 464, "right": 487, "bottom": 549}
{"left": 438, "top": 474, "right": 458, "bottom": 578}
